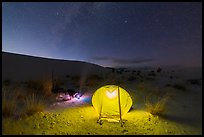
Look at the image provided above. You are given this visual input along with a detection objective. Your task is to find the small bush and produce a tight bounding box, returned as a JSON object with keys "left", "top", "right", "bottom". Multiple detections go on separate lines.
{"left": 145, "top": 93, "right": 170, "bottom": 116}
{"left": 157, "top": 67, "right": 162, "bottom": 73}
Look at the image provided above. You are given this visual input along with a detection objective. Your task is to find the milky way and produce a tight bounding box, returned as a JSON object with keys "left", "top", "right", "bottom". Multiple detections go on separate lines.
{"left": 2, "top": 2, "right": 202, "bottom": 67}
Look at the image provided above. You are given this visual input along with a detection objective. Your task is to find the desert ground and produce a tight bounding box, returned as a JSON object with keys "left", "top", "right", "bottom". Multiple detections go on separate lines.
{"left": 2, "top": 53, "right": 202, "bottom": 135}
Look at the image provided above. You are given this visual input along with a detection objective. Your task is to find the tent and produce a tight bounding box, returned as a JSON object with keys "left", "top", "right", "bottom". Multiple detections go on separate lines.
{"left": 92, "top": 85, "right": 133, "bottom": 126}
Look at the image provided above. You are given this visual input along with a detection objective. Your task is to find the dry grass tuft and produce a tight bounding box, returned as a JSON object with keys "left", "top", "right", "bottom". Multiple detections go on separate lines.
{"left": 2, "top": 87, "right": 17, "bottom": 118}
{"left": 145, "top": 93, "right": 171, "bottom": 116}
{"left": 2, "top": 85, "right": 48, "bottom": 118}
{"left": 23, "top": 92, "right": 46, "bottom": 116}
{"left": 41, "top": 79, "right": 53, "bottom": 96}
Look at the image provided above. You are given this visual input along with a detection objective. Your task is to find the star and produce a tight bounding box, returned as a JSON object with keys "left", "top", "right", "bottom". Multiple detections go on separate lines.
{"left": 124, "top": 20, "right": 128, "bottom": 23}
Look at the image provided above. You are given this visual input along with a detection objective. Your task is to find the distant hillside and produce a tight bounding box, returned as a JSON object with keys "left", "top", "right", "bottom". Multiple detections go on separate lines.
{"left": 2, "top": 52, "right": 111, "bottom": 81}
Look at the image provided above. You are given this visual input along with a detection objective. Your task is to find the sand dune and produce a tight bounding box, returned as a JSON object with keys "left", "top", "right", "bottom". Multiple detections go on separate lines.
{"left": 2, "top": 52, "right": 110, "bottom": 81}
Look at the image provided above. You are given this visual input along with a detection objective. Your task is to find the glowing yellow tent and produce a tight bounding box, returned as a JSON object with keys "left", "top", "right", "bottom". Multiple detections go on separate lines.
{"left": 92, "top": 85, "right": 133, "bottom": 126}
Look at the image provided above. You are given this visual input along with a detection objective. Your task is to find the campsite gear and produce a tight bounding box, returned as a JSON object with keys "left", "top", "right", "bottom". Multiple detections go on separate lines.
{"left": 63, "top": 93, "right": 71, "bottom": 101}
{"left": 73, "top": 92, "right": 81, "bottom": 99}
{"left": 56, "top": 92, "right": 71, "bottom": 101}
{"left": 92, "top": 85, "right": 133, "bottom": 126}
{"left": 55, "top": 90, "right": 82, "bottom": 101}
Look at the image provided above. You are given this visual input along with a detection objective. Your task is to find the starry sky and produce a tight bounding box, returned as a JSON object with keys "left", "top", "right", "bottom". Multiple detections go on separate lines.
{"left": 2, "top": 2, "right": 202, "bottom": 68}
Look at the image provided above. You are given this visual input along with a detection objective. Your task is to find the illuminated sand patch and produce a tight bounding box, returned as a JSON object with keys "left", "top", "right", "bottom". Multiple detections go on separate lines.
{"left": 3, "top": 106, "right": 199, "bottom": 135}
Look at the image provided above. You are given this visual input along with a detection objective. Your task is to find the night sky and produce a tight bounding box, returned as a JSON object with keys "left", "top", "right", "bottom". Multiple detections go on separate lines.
{"left": 2, "top": 2, "right": 202, "bottom": 68}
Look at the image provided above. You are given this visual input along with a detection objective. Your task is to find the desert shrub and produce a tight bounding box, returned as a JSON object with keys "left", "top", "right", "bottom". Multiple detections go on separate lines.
{"left": 42, "top": 79, "right": 53, "bottom": 96}
{"left": 137, "top": 70, "right": 141, "bottom": 75}
{"left": 23, "top": 93, "right": 46, "bottom": 116}
{"left": 157, "top": 67, "right": 162, "bottom": 73}
{"left": 145, "top": 93, "right": 171, "bottom": 116}
{"left": 173, "top": 84, "right": 186, "bottom": 91}
{"left": 187, "top": 79, "right": 201, "bottom": 86}
{"left": 2, "top": 87, "right": 18, "bottom": 118}
{"left": 2, "top": 85, "right": 49, "bottom": 119}
{"left": 26, "top": 79, "right": 53, "bottom": 97}
{"left": 148, "top": 71, "right": 156, "bottom": 77}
